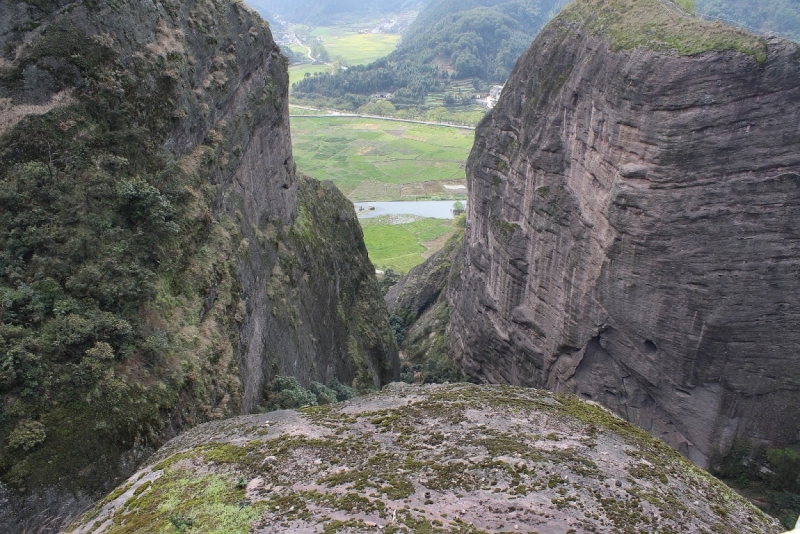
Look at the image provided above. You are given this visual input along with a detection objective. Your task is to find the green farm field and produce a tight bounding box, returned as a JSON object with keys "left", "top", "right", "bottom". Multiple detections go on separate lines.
{"left": 360, "top": 216, "right": 456, "bottom": 273}
{"left": 291, "top": 117, "right": 473, "bottom": 201}
{"left": 287, "top": 28, "right": 400, "bottom": 84}
{"left": 310, "top": 28, "right": 400, "bottom": 65}
{"left": 287, "top": 60, "right": 332, "bottom": 81}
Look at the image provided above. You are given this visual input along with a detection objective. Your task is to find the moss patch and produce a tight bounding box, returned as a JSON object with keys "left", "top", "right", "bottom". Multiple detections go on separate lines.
{"left": 67, "top": 384, "right": 781, "bottom": 533}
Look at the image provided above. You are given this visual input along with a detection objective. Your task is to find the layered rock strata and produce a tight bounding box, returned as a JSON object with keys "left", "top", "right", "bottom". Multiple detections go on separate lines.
{"left": 450, "top": 0, "right": 800, "bottom": 467}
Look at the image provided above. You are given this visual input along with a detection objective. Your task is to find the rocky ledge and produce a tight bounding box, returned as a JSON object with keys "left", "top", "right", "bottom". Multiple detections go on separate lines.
{"left": 68, "top": 383, "right": 779, "bottom": 533}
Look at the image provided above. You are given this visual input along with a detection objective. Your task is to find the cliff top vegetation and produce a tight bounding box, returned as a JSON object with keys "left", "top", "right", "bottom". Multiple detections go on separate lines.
{"left": 562, "top": 0, "right": 769, "bottom": 61}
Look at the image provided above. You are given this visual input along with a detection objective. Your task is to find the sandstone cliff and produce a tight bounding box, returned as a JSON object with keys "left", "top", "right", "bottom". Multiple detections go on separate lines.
{"left": 0, "top": 0, "right": 396, "bottom": 529}
{"left": 67, "top": 383, "right": 781, "bottom": 533}
{"left": 449, "top": 0, "right": 800, "bottom": 468}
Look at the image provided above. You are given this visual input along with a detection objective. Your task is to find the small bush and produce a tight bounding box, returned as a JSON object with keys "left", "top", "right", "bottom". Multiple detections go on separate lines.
{"left": 169, "top": 512, "right": 195, "bottom": 532}
{"left": 262, "top": 375, "right": 317, "bottom": 410}
{"left": 767, "top": 446, "right": 800, "bottom": 492}
{"left": 712, "top": 441, "right": 800, "bottom": 529}
{"left": 309, "top": 381, "right": 338, "bottom": 405}
{"left": 389, "top": 314, "right": 408, "bottom": 344}
{"left": 8, "top": 420, "right": 46, "bottom": 452}
{"left": 378, "top": 268, "right": 401, "bottom": 295}
{"left": 261, "top": 376, "right": 358, "bottom": 411}
{"left": 325, "top": 378, "right": 357, "bottom": 402}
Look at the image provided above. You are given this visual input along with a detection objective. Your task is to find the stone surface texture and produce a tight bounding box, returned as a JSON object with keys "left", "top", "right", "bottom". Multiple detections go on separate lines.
{"left": 449, "top": 0, "right": 800, "bottom": 467}
{"left": 67, "top": 383, "right": 781, "bottom": 534}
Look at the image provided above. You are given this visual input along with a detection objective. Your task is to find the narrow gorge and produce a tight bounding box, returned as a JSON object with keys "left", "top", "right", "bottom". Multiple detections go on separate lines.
{"left": 1, "top": 0, "right": 799, "bottom": 530}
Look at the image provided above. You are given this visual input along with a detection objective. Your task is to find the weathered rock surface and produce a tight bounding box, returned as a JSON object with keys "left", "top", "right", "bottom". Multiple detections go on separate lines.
{"left": 0, "top": 0, "right": 396, "bottom": 528}
{"left": 67, "top": 383, "right": 781, "bottom": 533}
{"left": 449, "top": 0, "right": 800, "bottom": 468}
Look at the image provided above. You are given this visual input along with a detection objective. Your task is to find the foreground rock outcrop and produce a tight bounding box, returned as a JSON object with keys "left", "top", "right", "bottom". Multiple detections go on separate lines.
{"left": 67, "top": 383, "right": 780, "bottom": 533}
{"left": 0, "top": 0, "right": 396, "bottom": 528}
{"left": 448, "top": 0, "right": 800, "bottom": 467}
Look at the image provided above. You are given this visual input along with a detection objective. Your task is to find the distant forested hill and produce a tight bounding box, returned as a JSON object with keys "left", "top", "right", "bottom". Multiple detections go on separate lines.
{"left": 293, "top": 0, "right": 569, "bottom": 106}
{"left": 246, "top": 0, "right": 429, "bottom": 24}
{"left": 290, "top": 0, "right": 799, "bottom": 111}
{"left": 695, "top": 0, "right": 800, "bottom": 41}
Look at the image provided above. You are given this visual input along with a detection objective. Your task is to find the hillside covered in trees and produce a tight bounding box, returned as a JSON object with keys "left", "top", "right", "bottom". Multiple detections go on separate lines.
{"left": 292, "top": 0, "right": 569, "bottom": 107}
{"left": 247, "top": 0, "right": 428, "bottom": 25}
{"left": 290, "top": 0, "right": 800, "bottom": 112}
{"left": 696, "top": 0, "right": 800, "bottom": 41}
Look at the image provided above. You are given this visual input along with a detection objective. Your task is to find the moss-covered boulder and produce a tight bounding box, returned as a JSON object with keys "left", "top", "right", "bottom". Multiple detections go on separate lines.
{"left": 69, "top": 383, "right": 780, "bottom": 533}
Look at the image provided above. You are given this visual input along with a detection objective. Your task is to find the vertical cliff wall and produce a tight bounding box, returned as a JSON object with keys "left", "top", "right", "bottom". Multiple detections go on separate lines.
{"left": 450, "top": 0, "right": 800, "bottom": 467}
{"left": 0, "top": 0, "right": 396, "bottom": 528}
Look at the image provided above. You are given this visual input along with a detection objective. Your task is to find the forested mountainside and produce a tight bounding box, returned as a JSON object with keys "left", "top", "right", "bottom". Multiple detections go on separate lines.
{"left": 389, "top": 0, "right": 800, "bottom": 524}
{"left": 292, "top": 0, "right": 569, "bottom": 107}
{"left": 0, "top": 0, "right": 397, "bottom": 529}
{"left": 245, "top": 0, "right": 428, "bottom": 25}
{"left": 696, "top": 0, "right": 800, "bottom": 41}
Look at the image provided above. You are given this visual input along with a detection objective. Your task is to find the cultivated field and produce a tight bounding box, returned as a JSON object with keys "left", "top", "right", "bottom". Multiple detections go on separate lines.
{"left": 360, "top": 216, "right": 456, "bottom": 272}
{"left": 287, "top": 60, "right": 331, "bottom": 81}
{"left": 291, "top": 117, "right": 472, "bottom": 201}
{"left": 287, "top": 27, "right": 401, "bottom": 84}
{"left": 311, "top": 27, "right": 400, "bottom": 65}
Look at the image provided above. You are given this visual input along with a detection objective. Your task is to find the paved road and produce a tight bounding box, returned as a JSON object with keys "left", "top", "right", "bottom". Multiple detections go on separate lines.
{"left": 289, "top": 111, "right": 476, "bottom": 130}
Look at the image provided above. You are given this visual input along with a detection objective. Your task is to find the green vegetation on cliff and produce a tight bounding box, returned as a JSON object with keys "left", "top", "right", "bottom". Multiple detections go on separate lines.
{"left": 562, "top": 0, "right": 769, "bottom": 61}
{"left": 384, "top": 222, "right": 466, "bottom": 384}
{"left": 0, "top": 0, "right": 397, "bottom": 514}
{"left": 0, "top": 0, "right": 257, "bottom": 495}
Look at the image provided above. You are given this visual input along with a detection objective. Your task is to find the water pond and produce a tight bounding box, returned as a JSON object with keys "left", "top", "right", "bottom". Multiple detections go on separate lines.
{"left": 354, "top": 200, "right": 465, "bottom": 219}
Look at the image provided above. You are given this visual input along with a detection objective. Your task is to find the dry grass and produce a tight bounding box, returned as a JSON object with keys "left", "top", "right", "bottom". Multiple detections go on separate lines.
{"left": 0, "top": 90, "right": 75, "bottom": 137}
{"left": 145, "top": 20, "right": 185, "bottom": 57}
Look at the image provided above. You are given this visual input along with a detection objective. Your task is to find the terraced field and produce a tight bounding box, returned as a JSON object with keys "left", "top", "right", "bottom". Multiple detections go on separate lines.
{"left": 287, "top": 60, "right": 331, "bottom": 81}
{"left": 312, "top": 27, "right": 400, "bottom": 65}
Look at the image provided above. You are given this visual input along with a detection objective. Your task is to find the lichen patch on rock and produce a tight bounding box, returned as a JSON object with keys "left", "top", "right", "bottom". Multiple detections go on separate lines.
{"left": 68, "top": 383, "right": 780, "bottom": 533}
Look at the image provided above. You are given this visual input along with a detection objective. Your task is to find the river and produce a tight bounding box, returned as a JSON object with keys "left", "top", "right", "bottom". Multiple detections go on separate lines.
{"left": 354, "top": 200, "right": 465, "bottom": 219}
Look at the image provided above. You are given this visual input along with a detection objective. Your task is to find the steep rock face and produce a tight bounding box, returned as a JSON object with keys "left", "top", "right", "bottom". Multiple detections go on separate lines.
{"left": 385, "top": 232, "right": 466, "bottom": 384}
{"left": 0, "top": 0, "right": 396, "bottom": 528}
{"left": 450, "top": 0, "right": 800, "bottom": 467}
{"left": 67, "top": 383, "right": 781, "bottom": 533}
{"left": 385, "top": 231, "right": 462, "bottom": 321}
{"left": 257, "top": 174, "right": 400, "bottom": 408}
